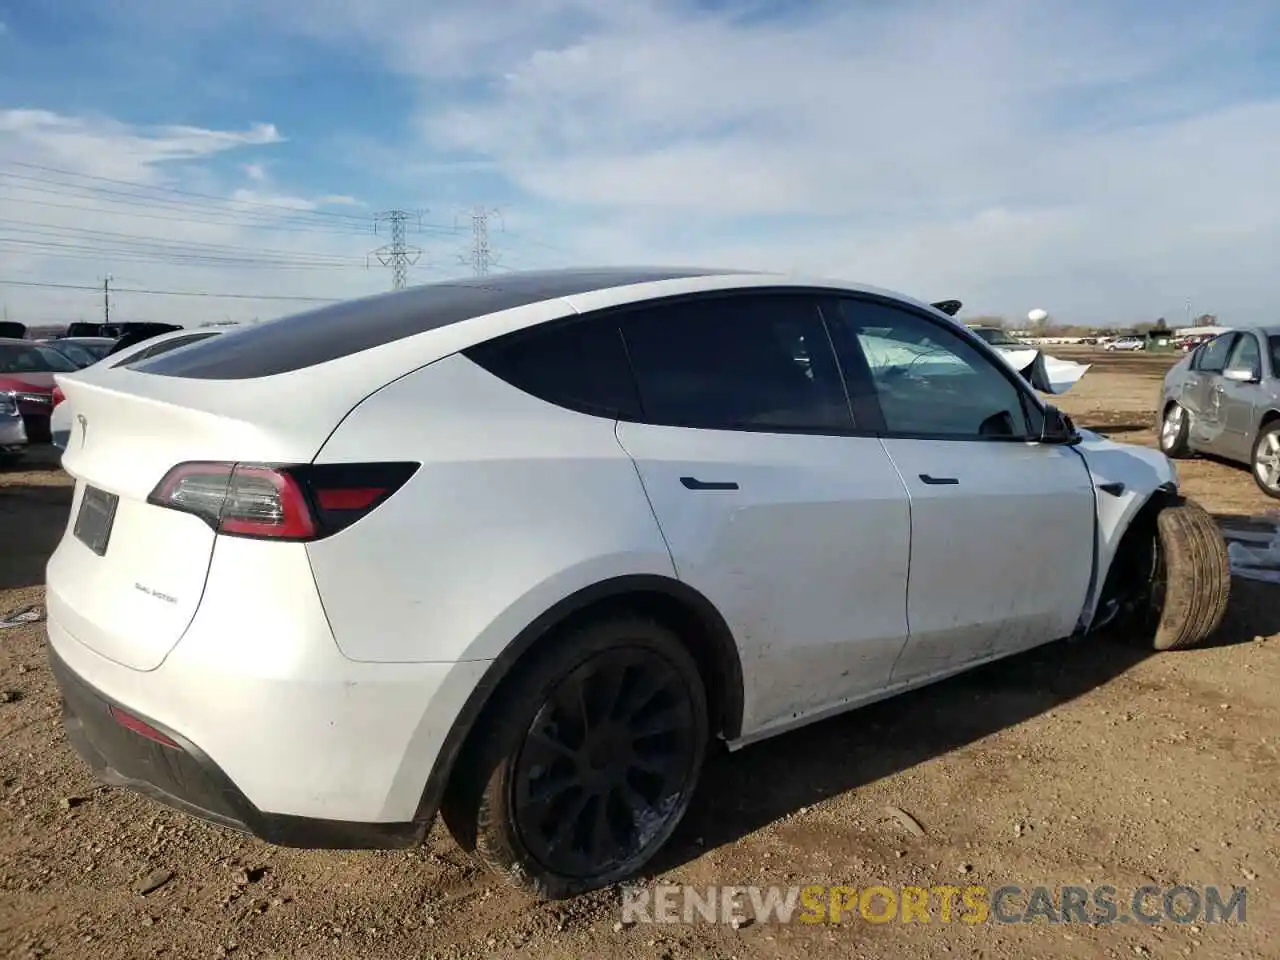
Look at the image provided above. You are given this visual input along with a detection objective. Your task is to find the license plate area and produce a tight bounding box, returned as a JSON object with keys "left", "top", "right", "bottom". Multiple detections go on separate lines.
{"left": 74, "top": 486, "right": 119, "bottom": 557}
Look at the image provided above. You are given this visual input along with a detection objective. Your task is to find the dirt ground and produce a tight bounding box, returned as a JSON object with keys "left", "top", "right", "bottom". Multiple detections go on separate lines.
{"left": 2, "top": 349, "right": 1278, "bottom": 960}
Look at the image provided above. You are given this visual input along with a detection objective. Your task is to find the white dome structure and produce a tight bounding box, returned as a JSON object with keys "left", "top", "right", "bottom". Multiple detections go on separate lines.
{"left": 1027, "top": 308, "right": 1049, "bottom": 323}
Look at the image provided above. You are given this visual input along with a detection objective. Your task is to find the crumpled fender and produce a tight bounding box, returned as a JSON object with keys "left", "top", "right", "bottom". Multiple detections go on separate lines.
{"left": 991, "top": 348, "right": 1091, "bottom": 394}
{"left": 1070, "top": 429, "right": 1179, "bottom": 627}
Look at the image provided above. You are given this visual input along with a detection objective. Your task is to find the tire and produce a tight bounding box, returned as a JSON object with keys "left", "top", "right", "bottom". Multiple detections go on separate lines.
{"left": 1144, "top": 498, "right": 1231, "bottom": 651}
{"left": 1250, "top": 421, "right": 1280, "bottom": 500}
{"left": 441, "top": 615, "right": 709, "bottom": 899}
{"left": 1158, "top": 403, "right": 1191, "bottom": 458}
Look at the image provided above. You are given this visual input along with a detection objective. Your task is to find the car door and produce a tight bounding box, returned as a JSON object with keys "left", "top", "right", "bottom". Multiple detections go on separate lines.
{"left": 612, "top": 292, "right": 913, "bottom": 736}
{"left": 823, "top": 296, "right": 1097, "bottom": 680}
{"left": 1215, "top": 331, "right": 1264, "bottom": 463}
{"left": 1183, "top": 332, "right": 1237, "bottom": 454}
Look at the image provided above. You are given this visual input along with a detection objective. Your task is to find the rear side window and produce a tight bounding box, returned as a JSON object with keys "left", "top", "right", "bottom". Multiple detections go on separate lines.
{"left": 464, "top": 318, "right": 641, "bottom": 419}
{"left": 618, "top": 294, "right": 853, "bottom": 432}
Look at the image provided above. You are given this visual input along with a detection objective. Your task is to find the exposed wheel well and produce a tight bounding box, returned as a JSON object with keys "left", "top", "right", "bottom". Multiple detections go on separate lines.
{"left": 1096, "top": 484, "right": 1181, "bottom": 618}
{"left": 1259, "top": 409, "right": 1280, "bottom": 432}
{"left": 413, "top": 576, "right": 745, "bottom": 833}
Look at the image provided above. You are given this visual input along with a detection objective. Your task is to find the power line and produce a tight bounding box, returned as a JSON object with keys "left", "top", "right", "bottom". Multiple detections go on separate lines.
{"left": 0, "top": 278, "right": 339, "bottom": 302}
{"left": 370, "top": 210, "right": 423, "bottom": 290}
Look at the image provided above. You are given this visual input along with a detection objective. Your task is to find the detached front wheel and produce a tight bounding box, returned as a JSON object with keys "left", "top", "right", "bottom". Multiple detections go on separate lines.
{"left": 1140, "top": 498, "right": 1231, "bottom": 650}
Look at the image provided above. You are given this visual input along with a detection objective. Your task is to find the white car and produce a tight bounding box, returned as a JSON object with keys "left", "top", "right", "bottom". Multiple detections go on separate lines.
{"left": 1106, "top": 336, "right": 1145, "bottom": 352}
{"left": 963, "top": 325, "right": 1090, "bottom": 393}
{"left": 46, "top": 268, "right": 1230, "bottom": 899}
{"left": 50, "top": 328, "right": 225, "bottom": 450}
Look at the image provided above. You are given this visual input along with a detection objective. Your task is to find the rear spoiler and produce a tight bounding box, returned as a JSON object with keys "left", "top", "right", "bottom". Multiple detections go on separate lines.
{"left": 931, "top": 300, "right": 962, "bottom": 317}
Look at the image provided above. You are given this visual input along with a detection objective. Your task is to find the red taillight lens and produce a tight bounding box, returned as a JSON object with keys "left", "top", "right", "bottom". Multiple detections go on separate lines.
{"left": 147, "top": 461, "right": 418, "bottom": 541}
{"left": 109, "top": 706, "right": 179, "bottom": 748}
{"left": 51, "top": 386, "right": 65, "bottom": 409}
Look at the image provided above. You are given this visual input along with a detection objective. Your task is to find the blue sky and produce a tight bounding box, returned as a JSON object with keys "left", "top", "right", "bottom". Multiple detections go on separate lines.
{"left": 1, "top": 0, "right": 1279, "bottom": 326}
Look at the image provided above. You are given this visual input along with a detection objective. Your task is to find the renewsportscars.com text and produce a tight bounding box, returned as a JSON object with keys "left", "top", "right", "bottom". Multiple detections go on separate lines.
{"left": 620, "top": 883, "right": 1248, "bottom": 926}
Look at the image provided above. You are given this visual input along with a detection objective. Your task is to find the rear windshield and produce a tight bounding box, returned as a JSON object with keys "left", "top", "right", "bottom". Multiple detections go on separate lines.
{"left": 131, "top": 268, "right": 730, "bottom": 380}
{"left": 0, "top": 342, "right": 79, "bottom": 374}
{"left": 116, "top": 331, "right": 221, "bottom": 366}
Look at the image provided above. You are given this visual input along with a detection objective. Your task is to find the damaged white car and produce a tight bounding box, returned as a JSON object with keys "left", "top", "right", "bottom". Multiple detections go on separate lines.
{"left": 930, "top": 302, "right": 1091, "bottom": 394}
{"left": 46, "top": 269, "right": 1229, "bottom": 901}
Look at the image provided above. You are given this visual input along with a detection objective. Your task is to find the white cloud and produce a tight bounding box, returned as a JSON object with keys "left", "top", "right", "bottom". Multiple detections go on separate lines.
{"left": 238, "top": 0, "right": 1280, "bottom": 322}
{"left": 0, "top": 110, "right": 398, "bottom": 326}
{"left": 6, "top": 0, "right": 1280, "bottom": 325}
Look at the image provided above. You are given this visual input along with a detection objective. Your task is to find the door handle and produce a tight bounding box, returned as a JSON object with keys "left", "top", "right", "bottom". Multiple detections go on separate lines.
{"left": 680, "top": 476, "right": 739, "bottom": 491}
{"left": 919, "top": 474, "right": 959, "bottom": 485}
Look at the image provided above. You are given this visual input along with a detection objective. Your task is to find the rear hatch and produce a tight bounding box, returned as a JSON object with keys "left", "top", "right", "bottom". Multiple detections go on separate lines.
{"left": 47, "top": 370, "right": 379, "bottom": 671}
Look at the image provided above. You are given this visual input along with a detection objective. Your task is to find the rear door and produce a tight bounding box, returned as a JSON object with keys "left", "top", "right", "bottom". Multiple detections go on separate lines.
{"left": 612, "top": 292, "right": 913, "bottom": 734}
{"left": 1184, "top": 332, "right": 1237, "bottom": 453}
{"left": 823, "top": 296, "right": 1097, "bottom": 679}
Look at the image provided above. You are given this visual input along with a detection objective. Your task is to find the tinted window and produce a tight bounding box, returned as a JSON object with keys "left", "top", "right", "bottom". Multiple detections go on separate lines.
{"left": 464, "top": 318, "right": 641, "bottom": 419}
{"left": 1192, "top": 333, "right": 1236, "bottom": 373}
{"left": 0, "top": 342, "right": 78, "bottom": 374}
{"left": 619, "top": 295, "right": 853, "bottom": 432}
{"left": 132, "top": 268, "right": 735, "bottom": 380}
{"left": 831, "top": 299, "right": 1034, "bottom": 439}
{"left": 49, "top": 341, "right": 95, "bottom": 367}
{"left": 118, "top": 332, "right": 221, "bottom": 366}
{"left": 1270, "top": 335, "right": 1280, "bottom": 379}
{"left": 1224, "top": 333, "right": 1261, "bottom": 379}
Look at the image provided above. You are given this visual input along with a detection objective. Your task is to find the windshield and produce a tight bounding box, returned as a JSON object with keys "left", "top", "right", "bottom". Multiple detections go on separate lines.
{"left": 49, "top": 341, "right": 96, "bottom": 367}
{"left": 970, "top": 327, "right": 1022, "bottom": 347}
{"left": 0, "top": 342, "right": 79, "bottom": 374}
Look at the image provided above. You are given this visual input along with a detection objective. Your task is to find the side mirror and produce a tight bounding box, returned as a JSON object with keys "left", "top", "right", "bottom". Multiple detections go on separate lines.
{"left": 1040, "top": 405, "right": 1081, "bottom": 445}
{"left": 1223, "top": 367, "right": 1260, "bottom": 384}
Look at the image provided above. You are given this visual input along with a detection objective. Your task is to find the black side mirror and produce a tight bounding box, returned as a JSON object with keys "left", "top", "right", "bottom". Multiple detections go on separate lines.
{"left": 1041, "top": 405, "right": 1081, "bottom": 445}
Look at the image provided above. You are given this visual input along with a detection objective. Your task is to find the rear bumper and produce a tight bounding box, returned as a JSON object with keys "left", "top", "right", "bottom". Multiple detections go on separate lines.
{"left": 50, "top": 646, "right": 422, "bottom": 849}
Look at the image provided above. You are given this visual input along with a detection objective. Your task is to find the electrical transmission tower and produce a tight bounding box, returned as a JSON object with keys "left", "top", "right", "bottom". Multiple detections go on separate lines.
{"left": 370, "top": 210, "right": 423, "bottom": 290}
{"left": 458, "top": 206, "right": 504, "bottom": 277}
{"left": 101, "top": 275, "right": 113, "bottom": 323}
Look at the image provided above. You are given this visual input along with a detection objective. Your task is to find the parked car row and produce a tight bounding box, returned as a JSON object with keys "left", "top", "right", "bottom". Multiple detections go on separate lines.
{"left": 0, "top": 328, "right": 223, "bottom": 463}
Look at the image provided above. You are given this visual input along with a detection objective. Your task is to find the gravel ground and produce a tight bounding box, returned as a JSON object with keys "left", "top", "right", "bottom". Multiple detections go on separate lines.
{"left": 1, "top": 349, "right": 1277, "bottom": 959}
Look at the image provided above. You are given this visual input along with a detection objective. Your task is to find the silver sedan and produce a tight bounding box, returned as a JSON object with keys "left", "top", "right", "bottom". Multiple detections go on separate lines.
{"left": 1159, "top": 325, "right": 1280, "bottom": 498}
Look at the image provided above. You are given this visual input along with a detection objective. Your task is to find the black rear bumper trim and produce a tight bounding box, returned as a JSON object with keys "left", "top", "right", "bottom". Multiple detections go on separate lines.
{"left": 49, "top": 646, "right": 429, "bottom": 850}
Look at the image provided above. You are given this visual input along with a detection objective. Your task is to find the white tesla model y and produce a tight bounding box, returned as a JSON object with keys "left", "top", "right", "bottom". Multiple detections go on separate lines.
{"left": 46, "top": 268, "right": 1230, "bottom": 898}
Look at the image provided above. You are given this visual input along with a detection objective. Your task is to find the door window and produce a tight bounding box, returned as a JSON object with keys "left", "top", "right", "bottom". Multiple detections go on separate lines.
{"left": 829, "top": 298, "right": 1037, "bottom": 439}
{"left": 619, "top": 294, "right": 854, "bottom": 432}
{"left": 1191, "top": 333, "right": 1237, "bottom": 373}
{"left": 1223, "top": 333, "right": 1261, "bottom": 380}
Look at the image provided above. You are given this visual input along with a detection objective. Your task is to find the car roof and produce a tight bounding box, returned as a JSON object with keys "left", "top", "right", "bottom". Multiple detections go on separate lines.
{"left": 57, "top": 336, "right": 117, "bottom": 344}
{"left": 134, "top": 266, "right": 964, "bottom": 381}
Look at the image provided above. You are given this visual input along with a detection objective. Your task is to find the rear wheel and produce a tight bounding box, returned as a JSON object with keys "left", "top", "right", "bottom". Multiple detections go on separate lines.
{"left": 1250, "top": 422, "right": 1280, "bottom": 500}
{"left": 1159, "top": 403, "right": 1191, "bottom": 458}
{"left": 1136, "top": 498, "right": 1230, "bottom": 651}
{"left": 441, "top": 615, "right": 708, "bottom": 899}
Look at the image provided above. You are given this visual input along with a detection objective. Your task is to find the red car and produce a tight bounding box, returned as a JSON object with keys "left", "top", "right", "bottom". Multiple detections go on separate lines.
{"left": 0, "top": 337, "right": 79, "bottom": 444}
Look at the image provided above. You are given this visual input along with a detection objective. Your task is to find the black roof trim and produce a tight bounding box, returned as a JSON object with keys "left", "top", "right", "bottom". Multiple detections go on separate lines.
{"left": 134, "top": 266, "right": 748, "bottom": 380}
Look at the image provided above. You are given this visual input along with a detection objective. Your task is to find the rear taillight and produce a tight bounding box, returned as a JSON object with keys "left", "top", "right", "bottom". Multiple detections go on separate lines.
{"left": 51, "top": 386, "right": 65, "bottom": 409}
{"left": 147, "top": 461, "right": 419, "bottom": 541}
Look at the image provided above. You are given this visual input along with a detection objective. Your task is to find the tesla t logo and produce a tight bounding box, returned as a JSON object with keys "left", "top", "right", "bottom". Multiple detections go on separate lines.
{"left": 76, "top": 414, "right": 88, "bottom": 449}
